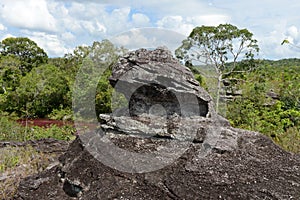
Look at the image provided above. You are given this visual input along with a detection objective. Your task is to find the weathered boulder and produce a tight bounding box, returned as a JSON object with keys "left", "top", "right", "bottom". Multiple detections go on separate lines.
{"left": 15, "top": 48, "right": 300, "bottom": 199}
{"left": 109, "top": 47, "right": 214, "bottom": 118}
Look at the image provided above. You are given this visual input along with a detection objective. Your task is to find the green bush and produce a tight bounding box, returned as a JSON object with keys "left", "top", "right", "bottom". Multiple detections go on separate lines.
{"left": 48, "top": 107, "right": 73, "bottom": 121}
{"left": 276, "top": 126, "right": 300, "bottom": 153}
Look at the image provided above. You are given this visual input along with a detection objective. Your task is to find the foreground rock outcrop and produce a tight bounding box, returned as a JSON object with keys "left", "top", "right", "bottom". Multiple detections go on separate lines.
{"left": 16, "top": 48, "right": 300, "bottom": 199}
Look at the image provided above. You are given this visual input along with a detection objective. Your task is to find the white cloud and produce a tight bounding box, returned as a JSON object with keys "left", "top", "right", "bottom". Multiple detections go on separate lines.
{"left": 98, "top": 0, "right": 222, "bottom": 17}
{"left": 187, "top": 15, "right": 231, "bottom": 26}
{"left": 61, "top": 32, "right": 75, "bottom": 41}
{"left": 82, "top": 21, "right": 107, "bottom": 35}
{"left": 106, "top": 7, "right": 132, "bottom": 34}
{"left": 111, "top": 29, "right": 150, "bottom": 49}
{"left": 156, "top": 14, "right": 230, "bottom": 35}
{"left": 1, "top": 33, "right": 15, "bottom": 41}
{"left": 0, "top": 23, "right": 7, "bottom": 31}
{"left": 21, "top": 30, "right": 71, "bottom": 57}
{"left": 286, "top": 26, "right": 299, "bottom": 42}
{"left": 62, "top": 18, "right": 83, "bottom": 33}
{"left": 157, "top": 15, "right": 183, "bottom": 27}
{"left": 0, "top": 0, "right": 57, "bottom": 32}
{"left": 110, "top": 28, "right": 186, "bottom": 52}
{"left": 256, "top": 23, "right": 300, "bottom": 59}
{"left": 96, "top": 22, "right": 107, "bottom": 33}
{"left": 47, "top": 2, "right": 129, "bottom": 36}
{"left": 65, "top": 2, "right": 107, "bottom": 20}
{"left": 132, "top": 13, "right": 150, "bottom": 26}
{"left": 157, "top": 16, "right": 193, "bottom": 35}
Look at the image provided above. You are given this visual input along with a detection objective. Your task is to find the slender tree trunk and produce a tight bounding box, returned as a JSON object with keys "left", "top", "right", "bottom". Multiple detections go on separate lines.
{"left": 215, "top": 74, "right": 223, "bottom": 114}
{"left": 1, "top": 85, "right": 7, "bottom": 94}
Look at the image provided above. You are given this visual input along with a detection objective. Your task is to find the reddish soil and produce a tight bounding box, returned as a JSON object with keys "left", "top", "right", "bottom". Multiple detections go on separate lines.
{"left": 16, "top": 119, "right": 74, "bottom": 128}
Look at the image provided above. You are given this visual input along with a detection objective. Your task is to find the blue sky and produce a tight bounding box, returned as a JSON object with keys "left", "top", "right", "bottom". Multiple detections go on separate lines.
{"left": 0, "top": 0, "right": 300, "bottom": 59}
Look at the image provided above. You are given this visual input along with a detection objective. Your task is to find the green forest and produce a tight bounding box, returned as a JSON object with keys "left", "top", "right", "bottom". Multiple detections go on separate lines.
{"left": 0, "top": 25, "right": 299, "bottom": 154}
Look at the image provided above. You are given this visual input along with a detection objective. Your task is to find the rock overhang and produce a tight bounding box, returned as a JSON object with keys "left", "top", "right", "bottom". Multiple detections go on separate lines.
{"left": 109, "top": 47, "right": 215, "bottom": 118}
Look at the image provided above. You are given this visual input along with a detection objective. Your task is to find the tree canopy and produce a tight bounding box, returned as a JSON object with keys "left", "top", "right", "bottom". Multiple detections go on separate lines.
{"left": 73, "top": 39, "right": 127, "bottom": 120}
{"left": 0, "top": 37, "right": 48, "bottom": 73}
{"left": 175, "top": 24, "right": 259, "bottom": 113}
{"left": 13, "top": 64, "right": 70, "bottom": 117}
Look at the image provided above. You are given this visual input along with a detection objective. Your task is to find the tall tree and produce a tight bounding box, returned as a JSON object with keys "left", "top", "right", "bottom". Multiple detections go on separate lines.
{"left": 175, "top": 24, "right": 259, "bottom": 113}
{"left": 0, "top": 37, "right": 48, "bottom": 73}
{"left": 13, "top": 64, "right": 70, "bottom": 118}
{"left": 73, "top": 39, "right": 127, "bottom": 120}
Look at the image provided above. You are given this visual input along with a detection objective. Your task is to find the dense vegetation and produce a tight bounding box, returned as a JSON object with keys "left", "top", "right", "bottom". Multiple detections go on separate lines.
{"left": 0, "top": 38, "right": 125, "bottom": 142}
{"left": 0, "top": 30, "right": 299, "bottom": 153}
{"left": 226, "top": 59, "right": 300, "bottom": 152}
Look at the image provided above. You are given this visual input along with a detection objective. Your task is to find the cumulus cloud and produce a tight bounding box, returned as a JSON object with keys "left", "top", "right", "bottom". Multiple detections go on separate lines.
{"left": 21, "top": 30, "right": 71, "bottom": 57}
{"left": 98, "top": 0, "right": 222, "bottom": 18}
{"left": 285, "top": 26, "right": 299, "bottom": 44}
{"left": 157, "top": 14, "right": 230, "bottom": 35}
{"left": 82, "top": 21, "right": 107, "bottom": 35}
{"left": 111, "top": 29, "right": 151, "bottom": 49}
{"left": 47, "top": 2, "right": 130, "bottom": 36}
{"left": 187, "top": 15, "right": 231, "bottom": 26}
{"left": 132, "top": 13, "right": 150, "bottom": 26}
{"left": 106, "top": 7, "right": 132, "bottom": 34}
{"left": 1, "top": 33, "right": 15, "bottom": 41}
{"left": 0, "top": 1, "right": 229, "bottom": 56}
{"left": 0, "top": 0, "right": 57, "bottom": 32}
{"left": 61, "top": 32, "right": 76, "bottom": 41}
{"left": 0, "top": 23, "right": 7, "bottom": 31}
{"left": 157, "top": 16, "right": 194, "bottom": 35}
{"left": 256, "top": 24, "right": 300, "bottom": 59}
{"left": 110, "top": 28, "right": 185, "bottom": 52}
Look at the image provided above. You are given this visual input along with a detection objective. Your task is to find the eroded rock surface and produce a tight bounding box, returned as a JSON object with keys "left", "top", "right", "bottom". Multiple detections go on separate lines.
{"left": 15, "top": 128, "right": 300, "bottom": 199}
{"left": 109, "top": 47, "right": 214, "bottom": 118}
{"left": 15, "top": 48, "right": 300, "bottom": 199}
{"left": 0, "top": 138, "right": 69, "bottom": 154}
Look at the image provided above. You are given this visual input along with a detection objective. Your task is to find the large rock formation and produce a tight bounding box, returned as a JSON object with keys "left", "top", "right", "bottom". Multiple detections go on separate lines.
{"left": 109, "top": 47, "right": 215, "bottom": 118}
{"left": 16, "top": 48, "right": 300, "bottom": 199}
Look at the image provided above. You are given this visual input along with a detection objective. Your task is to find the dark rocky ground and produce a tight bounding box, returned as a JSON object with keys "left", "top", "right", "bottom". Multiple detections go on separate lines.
{"left": 15, "top": 126, "right": 300, "bottom": 199}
